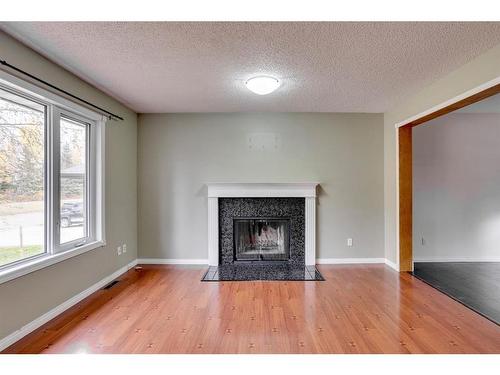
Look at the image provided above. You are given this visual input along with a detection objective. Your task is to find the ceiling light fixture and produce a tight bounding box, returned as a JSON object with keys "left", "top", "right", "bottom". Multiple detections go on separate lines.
{"left": 245, "top": 76, "right": 280, "bottom": 95}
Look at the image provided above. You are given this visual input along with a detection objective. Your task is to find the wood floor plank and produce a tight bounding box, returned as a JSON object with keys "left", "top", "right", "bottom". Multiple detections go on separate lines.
{"left": 2, "top": 264, "right": 499, "bottom": 354}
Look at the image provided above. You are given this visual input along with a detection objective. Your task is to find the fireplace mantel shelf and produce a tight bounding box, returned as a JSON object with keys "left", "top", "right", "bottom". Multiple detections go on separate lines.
{"left": 206, "top": 183, "right": 319, "bottom": 266}
{"left": 206, "top": 182, "right": 319, "bottom": 198}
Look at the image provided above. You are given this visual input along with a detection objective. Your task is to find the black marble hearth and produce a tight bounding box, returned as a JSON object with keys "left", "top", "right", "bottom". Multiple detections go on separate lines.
{"left": 201, "top": 264, "right": 324, "bottom": 281}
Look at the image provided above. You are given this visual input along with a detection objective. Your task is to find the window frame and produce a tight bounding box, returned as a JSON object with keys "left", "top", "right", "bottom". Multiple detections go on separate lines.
{"left": 54, "top": 110, "right": 94, "bottom": 252}
{"left": 0, "top": 70, "right": 106, "bottom": 284}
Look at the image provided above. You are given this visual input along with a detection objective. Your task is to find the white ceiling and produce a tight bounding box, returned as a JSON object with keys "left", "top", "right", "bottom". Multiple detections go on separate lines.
{"left": 1, "top": 22, "right": 500, "bottom": 113}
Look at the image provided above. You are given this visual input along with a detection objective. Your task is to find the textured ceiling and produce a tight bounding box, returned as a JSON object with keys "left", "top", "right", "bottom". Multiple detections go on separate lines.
{"left": 1, "top": 22, "right": 500, "bottom": 113}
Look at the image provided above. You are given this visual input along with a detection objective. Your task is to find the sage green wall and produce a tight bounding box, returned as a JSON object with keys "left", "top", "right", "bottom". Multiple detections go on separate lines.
{"left": 383, "top": 43, "right": 500, "bottom": 266}
{"left": 138, "top": 113, "right": 384, "bottom": 261}
{"left": 0, "top": 32, "right": 138, "bottom": 339}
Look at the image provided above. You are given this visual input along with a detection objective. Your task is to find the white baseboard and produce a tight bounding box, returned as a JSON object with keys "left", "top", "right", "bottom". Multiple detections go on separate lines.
{"left": 384, "top": 258, "right": 399, "bottom": 271}
{"left": 316, "top": 258, "right": 386, "bottom": 264}
{"left": 139, "top": 258, "right": 393, "bottom": 266}
{"left": 414, "top": 257, "right": 500, "bottom": 263}
{"left": 138, "top": 258, "right": 208, "bottom": 265}
{"left": 138, "top": 258, "right": 399, "bottom": 268}
{"left": 0, "top": 259, "right": 138, "bottom": 352}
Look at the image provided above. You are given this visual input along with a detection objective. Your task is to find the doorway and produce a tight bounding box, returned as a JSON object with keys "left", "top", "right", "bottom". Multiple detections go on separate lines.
{"left": 397, "top": 81, "right": 500, "bottom": 324}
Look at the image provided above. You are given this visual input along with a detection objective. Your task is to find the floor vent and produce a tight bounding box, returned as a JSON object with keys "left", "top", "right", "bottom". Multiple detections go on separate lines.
{"left": 103, "top": 280, "right": 120, "bottom": 290}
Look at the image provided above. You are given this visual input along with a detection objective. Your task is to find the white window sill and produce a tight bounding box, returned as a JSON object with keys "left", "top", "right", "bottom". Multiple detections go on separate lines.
{"left": 0, "top": 240, "right": 106, "bottom": 285}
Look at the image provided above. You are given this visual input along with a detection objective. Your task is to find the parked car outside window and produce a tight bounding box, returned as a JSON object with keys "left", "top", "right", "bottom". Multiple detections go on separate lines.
{"left": 60, "top": 202, "right": 84, "bottom": 227}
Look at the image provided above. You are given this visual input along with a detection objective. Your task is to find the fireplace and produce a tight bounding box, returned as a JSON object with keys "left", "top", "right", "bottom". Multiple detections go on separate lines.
{"left": 206, "top": 183, "right": 318, "bottom": 266}
{"left": 219, "top": 197, "right": 305, "bottom": 265}
{"left": 203, "top": 183, "right": 323, "bottom": 281}
{"left": 234, "top": 218, "right": 290, "bottom": 262}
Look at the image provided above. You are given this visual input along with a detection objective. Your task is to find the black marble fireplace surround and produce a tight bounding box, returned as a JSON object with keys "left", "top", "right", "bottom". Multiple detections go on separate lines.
{"left": 219, "top": 197, "right": 305, "bottom": 265}
{"left": 201, "top": 197, "right": 324, "bottom": 281}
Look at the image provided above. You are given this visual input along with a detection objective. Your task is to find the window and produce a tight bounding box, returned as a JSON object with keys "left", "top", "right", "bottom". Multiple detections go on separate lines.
{"left": 0, "top": 88, "right": 46, "bottom": 266}
{"left": 58, "top": 115, "right": 89, "bottom": 246}
{"left": 0, "top": 72, "right": 105, "bottom": 281}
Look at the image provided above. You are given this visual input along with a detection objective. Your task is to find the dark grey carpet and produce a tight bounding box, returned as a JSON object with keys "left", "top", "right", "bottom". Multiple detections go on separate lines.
{"left": 413, "top": 262, "right": 500, "bottom": 325}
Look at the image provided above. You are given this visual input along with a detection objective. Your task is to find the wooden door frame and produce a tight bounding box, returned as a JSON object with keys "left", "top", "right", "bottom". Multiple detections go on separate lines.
{"left": 396, "top": 77, "right": 500, "bottom": 272}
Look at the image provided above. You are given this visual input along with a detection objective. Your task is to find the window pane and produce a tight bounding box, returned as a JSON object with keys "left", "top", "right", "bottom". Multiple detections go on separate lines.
{"left": 60, "top": 116, "right": 87, "bottom": 244}
{"left": 0, "top": 88, "right": 46, "bottom": 267}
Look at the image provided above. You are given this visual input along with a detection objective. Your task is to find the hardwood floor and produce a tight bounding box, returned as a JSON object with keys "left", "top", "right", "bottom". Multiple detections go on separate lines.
{"left": 3, "top": 264, "right": 500, "bottom": 354}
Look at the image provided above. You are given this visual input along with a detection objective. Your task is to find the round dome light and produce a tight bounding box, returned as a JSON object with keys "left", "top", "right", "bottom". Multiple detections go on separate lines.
{"left": 245, "top": 76, "right": 280, "bottom": 95}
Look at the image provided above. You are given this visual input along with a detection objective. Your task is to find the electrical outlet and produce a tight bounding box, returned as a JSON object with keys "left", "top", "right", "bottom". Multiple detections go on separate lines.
{"left": 117, "top": 246, "right": 122, "bottom": 255}
{"left": 123, "top": 244, "right": 127, "bottom": 253}
{"left": 347, "top": 238, "right": 353, "bottom": 247}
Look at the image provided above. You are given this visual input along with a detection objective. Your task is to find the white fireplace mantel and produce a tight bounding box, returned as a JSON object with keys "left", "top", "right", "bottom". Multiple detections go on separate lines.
{"left": 206, "top": 183, "right": 319, "bottom": 266}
